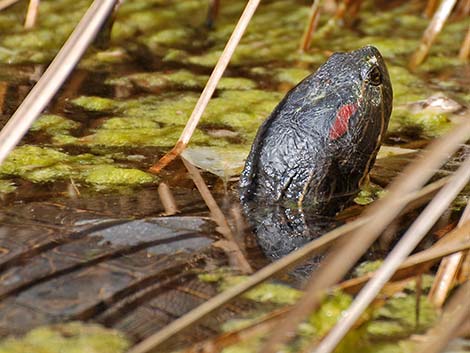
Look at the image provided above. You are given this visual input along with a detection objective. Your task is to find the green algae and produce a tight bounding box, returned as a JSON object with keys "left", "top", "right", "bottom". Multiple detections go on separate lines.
{"left": 145, "top": 28, "right": 196, "bottom": 47}
{"left": 224, "top": 277, "right": 303, "bottom": 305}
{"left": 0, "top": 145, "right": 155, "bottom": 187}
{"left": 274, "top": 68, "right": 311, "bottom": 85}
{"left": 83, "top": 165, "right": 154, "bottom": 186}
{"left": 303, "top": 291, "right": 354, "bottom": 337}
{"left": 367, "top": 294, "right": 438, "bottom": 338}
{"left": 353, "top": 260, "right": 384, "bottom": 277}
{"left": 201, "top": 267, "right": 439, "bottom": 353}
{"left": 0, "top": 0, "right": 91, "bottom": 64}
{"left": 200, "top": 271, "right": 302, "bottom": 305}
{"left": 0, "top": 322, "right": 130, "bottom": 353}
{"left": 81, "top": 126, "right": 217, "bottom": 148}
{"left": 390, "top": 108, "right": 452, "bottom": 138}
{"left": 0, "top": 180, "right": 16, "bottom": 194}
{"left": 217, "top": 291, "right": 438, "bottom": 353}
{"left": 388, "top": 66, "right": 430, "bottom": 106}
{"left": 70, "top": 96, "right": 117, "bottom": 112}
{"left": 101, "top": 117, "right": 161, "bottom": 130}
{"left": 354, "top": 183, "right": 386, "bottom": 206}
{"left": 0, "top": 146, "right": 70, "bottom": 176}
{"left": 30, "top": 114, "right": 80, "bottom": 135}
{"left": 107, "top": 70, "right": 257, "bottom": 91}
{"left": 69, "top": 89, "right": 279, "bottom": 149}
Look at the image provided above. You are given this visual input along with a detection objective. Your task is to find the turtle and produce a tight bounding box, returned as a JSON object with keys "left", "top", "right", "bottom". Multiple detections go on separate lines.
{"left": 240, "top": 46, "right": 393, "bottom": 262}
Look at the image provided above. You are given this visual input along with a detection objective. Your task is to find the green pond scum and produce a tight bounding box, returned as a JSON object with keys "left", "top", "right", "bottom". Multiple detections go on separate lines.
{"left": 0, "top": 145, "right": 155, "bottom": 188}
{"left": 0, "top": 0, "right": 468, "bottom": 192}
{"left": 198, "top": 270, "right": 439, "bottom": 353}
{"left": 0, "top": 322, "right": 130, "bottom": 353}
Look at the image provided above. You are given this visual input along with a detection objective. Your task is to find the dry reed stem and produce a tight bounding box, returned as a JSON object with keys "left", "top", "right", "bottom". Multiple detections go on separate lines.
{"left": 409, "top": 0, "right": 458, "bottom": 69}
{"left": 0, "top": 0, "right": 18, "bottom": 11}
{"left": 181, "top": 307, "right": 290, "bottom": 353}
{"left": 339, "top": 221, "right": 470, "bottom": 294}
{"left": 157, "top": 182, "right": 179, "bottom": 216}
{"left": 424, "top": 0, "right": 439, "bottom": 18}
{"left": 53, "top": 70, "right": 88, "bottom": 112}
{"left": 184, "top": 229, "right": 470, "bottom": 353}
{"left": 455, "top": 0, "right": 470, "bottom": 17}
{"left": 148, "top": 0, "right": 260, "bottom": 174}
{"left": 0, "top": 82, "right": 7, "bottom": 115}
{"left": 206, "top": 0, "right": 220, "bottom": 28}
{"left": 428, "top": 203, "right": 470, "bottom": 306}
{"left": 181, "top": 157, "right": 252, "bottom": 274}
{"left": 259, "top": 121, "right": 470, "bottom": 353}
{"left": 24, "top": 0, "right": 39, "bottom": 29}
{"left": 414, "top": 281, "right": 470, "bottom": 353}
{"left": 126, "top": 177, "right": 449, "bottom": 353}
{"left": 0, "top": 0, "right": 120, "bottom": 167}
{"left": 311, "top": 155, "right": 470, "bottom": 353}
{"left": 300, "top": 0, "right": 321, "bottom": 52}
{"left": 458, "top": 25, "right": 470, "bottom": 61}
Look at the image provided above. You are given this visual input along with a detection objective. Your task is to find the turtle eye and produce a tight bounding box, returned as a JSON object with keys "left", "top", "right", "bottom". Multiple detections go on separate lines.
{"left": 366, "top": 66, "right": 382, "bottom": 86}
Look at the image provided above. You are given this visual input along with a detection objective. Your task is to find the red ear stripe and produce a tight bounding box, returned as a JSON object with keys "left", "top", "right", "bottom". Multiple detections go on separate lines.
{"left": 329, "top": 103, "right": 358, "bottom": 140}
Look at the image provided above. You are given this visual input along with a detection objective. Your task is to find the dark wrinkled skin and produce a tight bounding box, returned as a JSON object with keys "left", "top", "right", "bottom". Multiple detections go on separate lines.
{"left": 240, "top": 46, "right": 393, "bottom": 264}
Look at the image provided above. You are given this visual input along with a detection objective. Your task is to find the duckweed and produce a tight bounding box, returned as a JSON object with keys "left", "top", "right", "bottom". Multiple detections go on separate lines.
{"left": 0, "top": 146, "right": 70, "bottom": 176}
{"left": 83, "top": 165, "right": 154, "bottom": 185}
{"left": 201, "top": 271, "right": 303, "bottom": 305}
{"left": 70, "top": 96, "right": 117, "bottom": 112}
{"left": 354, "top": 183, "right": 386, "bottom": 205}
{"left": 274, "top": 68, "right": 311, "bottom": 85}
{"left": 353, "top": 260, "right": 384, "bottom": 277}
{"left": 390, "top": 108, "right": 452, "bottom": 138}
{"left": 0, "top": 146, "right": 155, "bottom": 187}
{"left": 0, "top": 322, "right": 130, "bottom": 353}
{"left": 219, "top": 275, "right": 303, "bottom": 305}
{"left": 367, "top": 295, "right": 438, "bottom": 337}
{"left": 108, "top": 70, "right": 257, "bottom": 91}
{"left": 30, "top": 114, "right": 80, "bottom": 135}
{"left": 0, "top": 180, "right": 16, "bottom": 194}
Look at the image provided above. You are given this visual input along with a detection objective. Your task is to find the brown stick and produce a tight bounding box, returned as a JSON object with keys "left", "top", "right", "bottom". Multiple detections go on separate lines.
{"left": 148, "top": 0, "right": 261, "bottom": 174}
{"left": 124, "top": 177, "right": 450, "bottom": 353}
{"left": 312, "top": 156, "right": 470, "bottom": 353}
{"left": 24, "top": 0, "right": 40, "bottom": 29}
{"left": 415, "top": 281, "right": 470, "bottom": 353}
{"left": 428, "top": 203, "right": 470, "bottom": 306}
{"left": 259, "top": 121, "right": 470, "bottom": 353}
{"left": 300, "top": 0, "right": 321, "bottom": 52}
{"left": 424, "top": 0, "right": 439, "bottom": 18}
{"left": 206, "top": 0, "right": 220, "bottom": 29}
{"left": 0, "top": 0, "right": 120, "bottom": 167}
{"left": 0, "top": 82, "right": 7, "bottom": 116}
{"left": 458, "top": 25, "right": 470, "bottom": 61}
{"left": 339, "top": 222, "right": 470, "bottom": 294}
{"left": 455, "top": 0, "right": 470, "bottom": 17}
{"left": 181, "top": 157, "right": 252, "bottom": 274}
{"left": 409, "top": 0, "right": 458, "bottom": 69}
{"left": 157, "top": 182, "right": 179, "bottom": 216}
{"left": 0, "top": 0, "right": 19, "bottom": 11}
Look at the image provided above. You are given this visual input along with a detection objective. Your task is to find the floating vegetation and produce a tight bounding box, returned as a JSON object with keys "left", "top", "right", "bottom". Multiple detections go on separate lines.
{"left": 106, "top": 70, "right": 257, "bottom": 91}
{"left": 0, "top": 179, "right": 16, "bottom": 194}
{"left": 354, "top": 183, "right": 386, "bottom": 206}
{"left": 0, "top": 145, "right": 155, "bottom": 187}
{"left": 30, "top": 114, "right": 80, "bottom": 135}
{"left": 198, "top": 270, "right": 439, "bottom": 353}
{"left": 0, "top": 322, "right": 130, "bottom": 353}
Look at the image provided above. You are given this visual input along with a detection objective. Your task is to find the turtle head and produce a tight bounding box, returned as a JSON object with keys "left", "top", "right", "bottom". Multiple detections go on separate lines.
{"left": 316, "top": 46, "right": 393, "bottom": 148}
